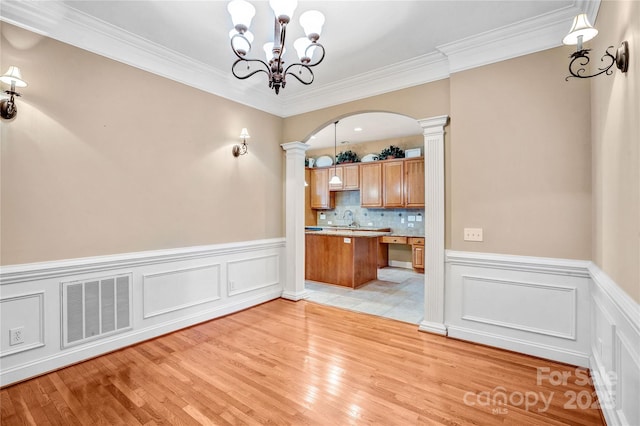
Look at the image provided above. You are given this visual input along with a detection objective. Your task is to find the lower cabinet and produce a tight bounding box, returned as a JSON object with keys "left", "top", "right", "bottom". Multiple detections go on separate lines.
{"left": 408, "top": 237, "right": 425, "bottom": 271}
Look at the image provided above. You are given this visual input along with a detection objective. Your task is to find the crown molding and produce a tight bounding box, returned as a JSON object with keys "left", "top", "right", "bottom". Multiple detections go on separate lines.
{"left": 280, "top": 52, "right": 450, "bottom": 117}
{"left": 0, "top": 0, "right": 286, "bottom": 115}
{"left": 1, "top": 0, "right": 600, "bottom": 118}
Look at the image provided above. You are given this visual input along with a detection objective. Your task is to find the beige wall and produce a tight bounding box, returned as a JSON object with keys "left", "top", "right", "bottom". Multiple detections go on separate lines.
{"left": 286, "top": 48, "right": 592, "bottom": 261}
{"left": 0, "top": 23, "right": 284, "bottom": 265}
{"left": 591, "top": 0, "right": 640, "bottom": 302}
{"left": 449, "top": 48, "right": 592, "bottom": 259}
{"left": 306, "top": 134, "right": 423, "bottom": 160}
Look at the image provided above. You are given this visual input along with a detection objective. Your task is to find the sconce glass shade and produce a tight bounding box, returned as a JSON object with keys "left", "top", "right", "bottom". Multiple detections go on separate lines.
{"left": 563, "top": 13, "right": 598, "bottom": 46}
{"left": 239, "top": 128, "right": 250, "bottom": 139}
{"left": 0, "top": 66, "right": 28, "bottom": 88}
{"left": 227, "top": 0, "right": 255, "bottom": 32}
{"left": 329, "top": 174, "right": 342, "bottom": 185}
{"left": 269, "top": 0, "right": 297, "bottom": 21}
{"left": 299, "top": 10, "right": 324, "bottom": 40}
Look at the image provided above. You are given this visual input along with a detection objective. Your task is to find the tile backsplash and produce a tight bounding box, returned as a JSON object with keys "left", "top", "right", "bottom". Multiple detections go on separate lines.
{"left": 315, "top": 191, "right": 425, "bottom": 236}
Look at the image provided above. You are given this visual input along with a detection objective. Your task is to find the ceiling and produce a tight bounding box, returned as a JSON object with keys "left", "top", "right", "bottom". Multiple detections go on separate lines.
{"left": 1, "top": 1, "right": 597, "bottom": 120}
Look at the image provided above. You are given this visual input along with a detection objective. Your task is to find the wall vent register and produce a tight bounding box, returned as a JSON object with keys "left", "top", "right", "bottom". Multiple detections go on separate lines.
{"left": 61, "top": 274, "right": 132, "bottom": 348}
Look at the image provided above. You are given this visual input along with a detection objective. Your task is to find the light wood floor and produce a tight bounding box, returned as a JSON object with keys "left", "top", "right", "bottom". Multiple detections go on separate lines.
{"left": 1, "top": 299, "right": 604, "bottom": 425}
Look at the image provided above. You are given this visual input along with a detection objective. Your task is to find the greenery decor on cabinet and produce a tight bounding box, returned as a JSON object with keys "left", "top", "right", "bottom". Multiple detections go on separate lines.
{"left": 379, "top": 145, "right": 405, "bottom": 160}
{"left": 336, "top": 150, "right": 359, "bottom": 164}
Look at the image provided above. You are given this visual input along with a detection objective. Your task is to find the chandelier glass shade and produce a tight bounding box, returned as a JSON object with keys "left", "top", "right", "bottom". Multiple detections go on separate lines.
{"left": 227, "top": 0, "right": 326, "bottom": 94}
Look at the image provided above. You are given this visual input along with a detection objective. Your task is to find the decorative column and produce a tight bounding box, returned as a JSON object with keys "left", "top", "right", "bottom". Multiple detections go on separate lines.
{"left": 417, "top": 115, "right": 449, "bottom": 335}
{"left": 280, "top": 142, "right": 310, "bottom": 300}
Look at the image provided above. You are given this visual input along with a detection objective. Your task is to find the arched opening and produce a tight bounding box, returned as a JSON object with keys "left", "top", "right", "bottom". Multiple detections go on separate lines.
{"left": 304, "top": 112, "right": 424, "bottom": 323}
{"left": 281, "top": 113, "right": 448, "bottom": 334}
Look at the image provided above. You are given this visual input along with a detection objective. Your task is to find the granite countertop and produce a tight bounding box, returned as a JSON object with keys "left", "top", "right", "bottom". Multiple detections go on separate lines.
{"left": 305, "top": 226, "right": 392, "bottom": 238}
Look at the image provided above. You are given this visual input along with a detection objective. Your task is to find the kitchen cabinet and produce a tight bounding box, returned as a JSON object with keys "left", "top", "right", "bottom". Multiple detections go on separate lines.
{"left": 382, "top": 160, "right": 404, "bottom": 207}
{"left": 360, "top": 163, "right": 383, "bottom": 207}
{"left": 408, "top": 237, "right": 425, "bottom": 271}
{"left": 309, "top": 168, "right": 335, "bottom": 209}
{"left": 329, "top": 164, "right": 360, "bottom": 191}
{"left": 404, "top": 158, "right": 425, "bottom": 207}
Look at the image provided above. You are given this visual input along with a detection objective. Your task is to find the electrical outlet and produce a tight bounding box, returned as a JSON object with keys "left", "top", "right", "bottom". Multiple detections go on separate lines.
{"left": 408, "top": 223, "right": 415, "bottom": 228}
{"left": 9, "top": 327, "right": 24, "bottom": 346}
{"left": 408, "top": 215, "right": 416, "bottom": 222}
{"left": 464, "top": 228, "right": 483, "bottom": 242}
{"left": 327, "top": 220, "right": 332, "bottom": 225}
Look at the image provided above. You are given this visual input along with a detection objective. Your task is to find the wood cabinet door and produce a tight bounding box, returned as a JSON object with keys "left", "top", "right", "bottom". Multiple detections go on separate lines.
{"left": 404, "top": 158, "right": 425, "bottom": 207}
{"left": 342, "top": 164, "right": 360, "bottom": 190}
{"left": 383, "top": 160, "right": 404, "bottom": 207}
{"left": 412, "top": 245, "right": 425, "bottom": 269}
{"left": 310, "top": 168, "right": 334, "bottom": 209}
{"left": 360, "top": 163, "right": 382, "bottom": 207}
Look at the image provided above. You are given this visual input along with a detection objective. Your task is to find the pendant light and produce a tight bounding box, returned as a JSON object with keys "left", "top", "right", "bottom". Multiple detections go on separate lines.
{"left": 329, "top": 121, "right": 342, "bottom": 185}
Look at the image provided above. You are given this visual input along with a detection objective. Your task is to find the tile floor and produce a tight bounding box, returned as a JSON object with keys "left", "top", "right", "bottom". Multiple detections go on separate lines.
{"left": 304, "top": 267, "right": 424, "bottom": 324}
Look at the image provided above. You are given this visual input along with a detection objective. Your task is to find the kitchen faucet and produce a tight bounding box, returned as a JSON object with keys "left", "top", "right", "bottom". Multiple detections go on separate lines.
{"left": 343, "top": 209, "right": 357, "bottom": 227}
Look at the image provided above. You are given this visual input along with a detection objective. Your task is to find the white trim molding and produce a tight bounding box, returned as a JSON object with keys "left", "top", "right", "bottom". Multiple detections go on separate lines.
{"left": 588, "top": 263, "right": 640, "bottom": 426}
{"left": 281, "top": 142, "right": 310, "bottom": 302}
{"left": 0, "top": 238, "right": 285, "bottom": 386}
{"left": 445, "top": 250, "right": 592, "bottom": 366}
{"left": 0, "top": 0, "right": 600, "bottom": 117}
{"left": 418, "top": 115, "right": 449, "bottom": 336}
{"left": 444, "top": 250, "right": 640, "bottom": 426}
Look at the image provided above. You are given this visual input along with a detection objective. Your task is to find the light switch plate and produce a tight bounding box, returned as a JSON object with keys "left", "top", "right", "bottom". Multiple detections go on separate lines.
{"left": 464, "top": 228, "right": 483, "bottom": 242}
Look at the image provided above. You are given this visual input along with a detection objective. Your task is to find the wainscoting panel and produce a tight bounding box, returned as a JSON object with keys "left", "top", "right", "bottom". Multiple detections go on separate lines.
{"left": 0, "top": 238, "right": 285, "bottom": 386}
{"left": 589, "top": 263, "right": 640, "bottom": 426}
{"left": 461, "top": 276, "right": 576, "bottom": 339}
{"left": 143, "top": 264, "right": 221, "bottom": 319}
{"left": 0, "top": 292, "right": 45, "bottom": 358}
{"left": 446, "top": 251, "right": 591, "bottom": 367}
{"left": 227, "top": 254, "right": 279, "bottom": 297}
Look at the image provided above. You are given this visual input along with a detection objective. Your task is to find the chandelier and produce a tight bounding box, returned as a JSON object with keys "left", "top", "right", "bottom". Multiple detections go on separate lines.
{"left": 227, "top": 0, "right": 326, "bottom": 94}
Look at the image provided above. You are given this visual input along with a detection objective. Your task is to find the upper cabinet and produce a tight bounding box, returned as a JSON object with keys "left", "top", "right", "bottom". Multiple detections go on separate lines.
{"left": 404, "top": 158, "right": 425, "bottom": 207}
{"left": 360, "top": 163, "right": 383, "bottom": 207}
{"left": 309, "top": 157, "right": 424, "bottom": 210}
{"left": 329, "top": 164, "right": 360, "bottom": 191}
{"left": 382, "top": 160, "right": 404, "bottom": 207}
{"left": 310, "top": 168, "right": 335, "bottom": 209}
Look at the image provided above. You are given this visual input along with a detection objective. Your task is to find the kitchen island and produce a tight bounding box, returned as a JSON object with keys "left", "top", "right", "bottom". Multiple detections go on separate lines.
{"left": 305, "top": 227, "right": 391, "bottom": 288}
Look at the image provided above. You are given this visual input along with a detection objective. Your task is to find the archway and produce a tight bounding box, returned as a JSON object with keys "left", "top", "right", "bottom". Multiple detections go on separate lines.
{"left": 281, "top": 113, "right": 448, "bottom": 335}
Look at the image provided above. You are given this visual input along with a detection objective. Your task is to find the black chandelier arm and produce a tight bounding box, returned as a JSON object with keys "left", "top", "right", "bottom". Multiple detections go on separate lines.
{"left": 282, "top": 42, "right": 325, "bottom": 85}
{"left": 566, "top": 47, "right": 616, "bottom": 80}
{"left": 284, "top": 63, "right": 315, "bottom": 85}
{"left": 231, "top": 58, "right": 271, "bottom": 80}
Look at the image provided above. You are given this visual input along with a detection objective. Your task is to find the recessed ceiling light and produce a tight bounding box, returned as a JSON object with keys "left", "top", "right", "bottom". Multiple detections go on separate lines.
{"left": 354, "top": 127, "right": 363, "bottom": 132}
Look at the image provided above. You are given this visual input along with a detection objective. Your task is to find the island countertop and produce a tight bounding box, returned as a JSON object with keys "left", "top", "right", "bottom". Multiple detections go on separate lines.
{"left": 304, "top": 226, "right": 391, "bottom": 238}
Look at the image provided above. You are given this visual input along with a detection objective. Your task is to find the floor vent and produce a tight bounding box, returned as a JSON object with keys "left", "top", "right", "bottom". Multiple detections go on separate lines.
{"left": 61, "top": 274, "right": 132, "bottom": 348}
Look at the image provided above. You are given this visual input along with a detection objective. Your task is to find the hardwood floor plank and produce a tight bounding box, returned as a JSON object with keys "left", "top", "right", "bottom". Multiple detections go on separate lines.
{"left": 1, "top": 299, "right": 604, "bottom": 425}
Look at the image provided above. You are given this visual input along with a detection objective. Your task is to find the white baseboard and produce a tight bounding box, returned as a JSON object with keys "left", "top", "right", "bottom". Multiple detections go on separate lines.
{"left": 0, "top": 238, "right": 285, "bottom": 387}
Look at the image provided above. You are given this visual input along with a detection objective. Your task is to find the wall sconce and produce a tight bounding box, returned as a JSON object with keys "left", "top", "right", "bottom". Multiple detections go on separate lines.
{"left": 563, "top": 13, "right": 629, "bottom": 80}
{"left": 0, "top": 66, "right": 28, "bottom": 120}
{"left": 232, "top": 128, "right": 250, "bottom": 157}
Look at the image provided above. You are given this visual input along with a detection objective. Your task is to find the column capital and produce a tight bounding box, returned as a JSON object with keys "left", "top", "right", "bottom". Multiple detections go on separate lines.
{"left": 280, "top": 141, "right": 310, "bottom": 153}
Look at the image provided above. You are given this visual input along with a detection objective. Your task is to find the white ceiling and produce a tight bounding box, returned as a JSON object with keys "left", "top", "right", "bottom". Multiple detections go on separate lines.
{"left": 1, "top": 0, "right": 597, "bottom": 122}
